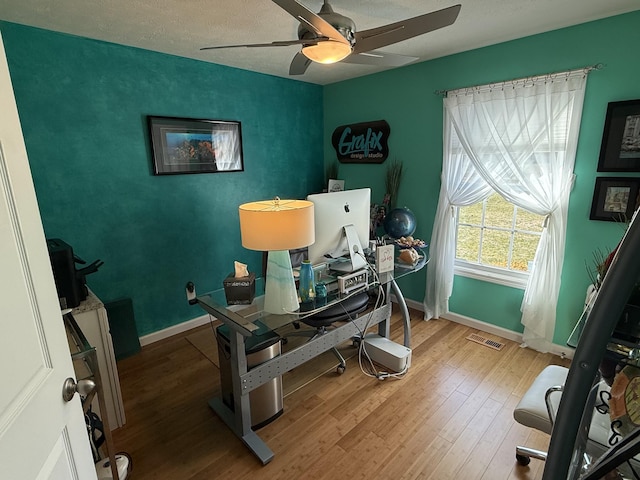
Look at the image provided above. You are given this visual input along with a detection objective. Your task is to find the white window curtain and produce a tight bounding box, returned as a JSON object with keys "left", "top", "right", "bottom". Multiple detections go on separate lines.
{"left": 425, "top": 69, "right": 589, "bottom": 352}
{"left": 424, "top": 121, "right": 493, "bottom": 320}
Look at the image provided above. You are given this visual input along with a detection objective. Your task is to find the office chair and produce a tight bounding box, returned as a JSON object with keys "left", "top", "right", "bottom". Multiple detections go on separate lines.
{"left": 513, "top": 364, "right": 640, "bottom": 474}
{"left": 513, "top": 365, "right": 568, "bottom": 465}
{"left": 271, "top": 248, "right": 371, "bottom": 373}
{"left": 288, "top": 291, "right": 370, "bottom": 374}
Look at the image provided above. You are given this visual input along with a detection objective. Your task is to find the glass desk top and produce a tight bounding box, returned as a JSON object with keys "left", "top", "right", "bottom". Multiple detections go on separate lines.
{"left": 195, "top": 255, "right": 427, "bottom": 337}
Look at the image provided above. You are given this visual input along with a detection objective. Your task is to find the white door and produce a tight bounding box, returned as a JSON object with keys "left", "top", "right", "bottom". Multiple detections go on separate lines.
{"left": 0, "top": 32, "right": 97, "bottom": 479}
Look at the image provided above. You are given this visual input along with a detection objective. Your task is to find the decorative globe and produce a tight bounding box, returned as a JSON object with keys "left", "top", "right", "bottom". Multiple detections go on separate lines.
{"left": 383, "top": 207, "right": 416, "bottom": 239}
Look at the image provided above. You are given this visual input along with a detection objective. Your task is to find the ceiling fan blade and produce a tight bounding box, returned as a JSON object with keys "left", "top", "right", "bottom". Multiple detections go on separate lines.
{"left": 289, "top": 52, "right": 312, "bottom": 75}
{"left": 352, "top": 4, "right": 461, "bottom": 54}
{"left": 341, "top": 50, "right": 418, "bottom": 67}
{"left": 200, "top": 38, "right": 325, "bottom": 51}
{"left": 272, "top": 0, "right": 349, "bottom": 44}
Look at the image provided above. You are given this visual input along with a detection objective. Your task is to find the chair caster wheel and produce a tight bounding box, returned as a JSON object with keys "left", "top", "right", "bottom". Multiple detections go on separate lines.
{"left": 337, "top": 364, "right": 346, "bottom": 374}
{"left": 516, "top": 454, "right": 531, "bottom": 466}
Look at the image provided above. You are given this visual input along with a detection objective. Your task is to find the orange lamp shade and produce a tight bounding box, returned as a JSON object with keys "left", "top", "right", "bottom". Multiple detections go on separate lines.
{"left": 239, "top": 198, "right": 315, "bottom": 251}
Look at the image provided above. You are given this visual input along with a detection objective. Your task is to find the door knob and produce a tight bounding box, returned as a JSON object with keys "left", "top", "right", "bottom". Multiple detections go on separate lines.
{"left": 62, "top": 377, "right": 96, "bottom": 402}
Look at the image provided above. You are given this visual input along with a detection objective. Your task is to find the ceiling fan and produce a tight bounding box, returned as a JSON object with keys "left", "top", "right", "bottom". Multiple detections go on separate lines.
{"left": 201, "top": 0, "right": 462, "bottom": 75}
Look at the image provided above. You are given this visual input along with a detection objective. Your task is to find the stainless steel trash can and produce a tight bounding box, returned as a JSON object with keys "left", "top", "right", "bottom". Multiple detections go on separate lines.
{"left": 216, "top": 325, "right": 283, "bottom": 429}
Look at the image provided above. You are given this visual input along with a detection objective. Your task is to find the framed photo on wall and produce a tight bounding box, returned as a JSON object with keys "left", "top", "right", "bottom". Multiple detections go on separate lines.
{"left": 590, "top": 177, "right": 640, "bottom": 222}
{"left": 597, "top": 99, "right": 640, "bottom": 172}
{"left": 148, "top": 116, "right": 244, "bottom": 175}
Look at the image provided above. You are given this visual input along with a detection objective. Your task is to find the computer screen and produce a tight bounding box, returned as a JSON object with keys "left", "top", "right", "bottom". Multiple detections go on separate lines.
{"left": 306, "top": 188, "right": 371, "bottom": 270}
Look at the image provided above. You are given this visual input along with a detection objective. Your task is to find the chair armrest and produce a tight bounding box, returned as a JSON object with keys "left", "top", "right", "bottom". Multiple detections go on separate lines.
{"left": 545, "top": 385, "right": 564, "bottom": 428}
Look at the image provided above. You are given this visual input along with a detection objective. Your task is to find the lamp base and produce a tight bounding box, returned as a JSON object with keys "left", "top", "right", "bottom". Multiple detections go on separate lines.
{"left": 263, "top": 250, "right": 299, "bottom": 315}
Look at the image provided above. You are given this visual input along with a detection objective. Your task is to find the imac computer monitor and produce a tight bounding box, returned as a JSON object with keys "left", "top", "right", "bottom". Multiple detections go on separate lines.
{"left": 307, "top": 188, "right": 371, "bottom": 272}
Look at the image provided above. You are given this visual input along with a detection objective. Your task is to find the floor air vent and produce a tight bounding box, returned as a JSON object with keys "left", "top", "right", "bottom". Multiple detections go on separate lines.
{"left": 466, "top": 333, "right": 505, "bottom": 351}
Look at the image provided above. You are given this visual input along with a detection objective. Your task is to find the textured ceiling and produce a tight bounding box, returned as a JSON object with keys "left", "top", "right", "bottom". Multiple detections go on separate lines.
{"left": 0, "top": 0, "right": 638, "bottom": 85}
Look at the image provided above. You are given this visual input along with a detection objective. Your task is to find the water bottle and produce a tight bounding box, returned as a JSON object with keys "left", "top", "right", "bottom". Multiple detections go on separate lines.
{"left": 315, "top": 281, "right": 327, "bottom": 306}
{"left": 299, "top": 260, "right": 316, "bottom": 304}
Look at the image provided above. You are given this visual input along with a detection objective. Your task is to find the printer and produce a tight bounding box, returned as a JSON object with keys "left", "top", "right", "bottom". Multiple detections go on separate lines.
{"left": 46, "top": 238, "right": 103, "bottom": 309}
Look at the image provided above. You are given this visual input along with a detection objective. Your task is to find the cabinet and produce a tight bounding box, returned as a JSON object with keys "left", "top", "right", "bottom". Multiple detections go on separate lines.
{"left": 71, "top": 289, "right": 126, "bottom": 430}
{"left": 65, "top": 311, "right": 121, "bottom": 479}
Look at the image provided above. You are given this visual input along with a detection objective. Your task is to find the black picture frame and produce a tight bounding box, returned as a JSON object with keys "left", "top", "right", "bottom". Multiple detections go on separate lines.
{"left": 148, "top": 116, "right": 244, "bottom": 175}
{"left": 590, "top": 177, "right": 640, "bottom": 222}
{"left": 597, "top": 99, "right": 640, "bottom": 172}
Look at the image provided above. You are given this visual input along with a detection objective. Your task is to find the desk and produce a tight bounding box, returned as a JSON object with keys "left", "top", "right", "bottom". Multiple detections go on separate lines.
{"left": 71, "top": 290, "right": 126, "bottom": 430}
{"left": 195, "top": 257, "right": 426, "bottom": 464}
{"left": 64, "top": 312, "right": 120, "bottom": 480}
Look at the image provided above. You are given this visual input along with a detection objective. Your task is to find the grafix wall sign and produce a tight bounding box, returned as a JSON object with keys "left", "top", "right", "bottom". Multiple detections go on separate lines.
{"left": 331, "top": 120, "right": 390, "bottom": 164}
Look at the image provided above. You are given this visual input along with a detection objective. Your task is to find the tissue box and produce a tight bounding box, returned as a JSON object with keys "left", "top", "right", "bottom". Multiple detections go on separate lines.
{"left": 223, "top": 272, "right": 256, "bottom": 305}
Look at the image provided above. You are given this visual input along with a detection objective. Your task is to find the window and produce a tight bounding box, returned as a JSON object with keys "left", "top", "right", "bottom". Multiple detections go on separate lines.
{"left": 455, "top": 192, "right": 544, "bottom": 288}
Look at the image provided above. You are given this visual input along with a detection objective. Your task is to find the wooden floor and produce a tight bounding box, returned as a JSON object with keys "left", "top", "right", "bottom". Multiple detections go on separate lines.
{"left": 112, "top": 307, "right": 570, "bottom": 479}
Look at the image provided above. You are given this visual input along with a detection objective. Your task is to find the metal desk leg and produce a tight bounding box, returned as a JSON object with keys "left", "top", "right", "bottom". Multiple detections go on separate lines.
{"left": 390, "top": 279, "right": 411, "bottom": 348}
{"left": 208, "top": 398, "right": 274, "bottom": 465}
{"left": 209, "top": 328, "right": 274, "bottom": 465}
{"left": 376, "top": 283, "right": 392, "bottom": 340}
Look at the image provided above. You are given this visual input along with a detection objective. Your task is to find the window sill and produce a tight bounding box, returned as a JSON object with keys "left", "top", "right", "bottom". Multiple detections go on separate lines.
{"left": 454, "top": 262, "right": 529, "bottom": 290}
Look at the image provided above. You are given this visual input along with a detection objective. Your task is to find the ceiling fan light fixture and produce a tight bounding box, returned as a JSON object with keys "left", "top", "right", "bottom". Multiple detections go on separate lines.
{"left": 301, "top": 41, "right": 351, "bottom": 64}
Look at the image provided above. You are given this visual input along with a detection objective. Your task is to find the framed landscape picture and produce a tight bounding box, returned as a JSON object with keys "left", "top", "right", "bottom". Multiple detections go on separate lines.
{"left": 590, "top": 177, "right": 640, "bottom": 222}
{"left": 148, "top": 116, "right": 244, "bottom": 175}
{"left": 597, "top": 99, "right": 640, "bottom": 172}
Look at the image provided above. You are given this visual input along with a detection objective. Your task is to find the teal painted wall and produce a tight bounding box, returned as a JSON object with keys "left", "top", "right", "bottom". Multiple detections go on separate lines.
{"left": 324, "top": 11, "right": 640, "bottom": 346}
{"left": 1, "top": 22, "right": 324, "bottom": 336}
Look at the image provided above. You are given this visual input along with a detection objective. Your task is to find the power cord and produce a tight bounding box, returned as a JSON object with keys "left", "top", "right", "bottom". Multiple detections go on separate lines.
{"left": 353, "top": 251, "right": 409, "bottom": 381}
{"left": 286, "top": 248, "right": 409, "bottom": 381}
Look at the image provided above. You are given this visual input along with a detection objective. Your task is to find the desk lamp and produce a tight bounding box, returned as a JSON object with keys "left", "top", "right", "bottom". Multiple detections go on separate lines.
{"left": 239, "top": 198, "right": 315, "bottom": 314}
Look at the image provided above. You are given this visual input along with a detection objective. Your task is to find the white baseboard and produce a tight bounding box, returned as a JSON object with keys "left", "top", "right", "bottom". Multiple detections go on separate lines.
{"left": 139, "top": 314, "right": 212, "bottom": 346}
{"left": 441, "top": 311, "right": 524, "bottom": 343}
{"left": 391, "top": 296, "right": 573, "bottom": 360}
{"left": 441, "top": 311, "right": 574, "bottom": 359}
{"left": 401, "top": 296, "right": 425, "bottom": 312}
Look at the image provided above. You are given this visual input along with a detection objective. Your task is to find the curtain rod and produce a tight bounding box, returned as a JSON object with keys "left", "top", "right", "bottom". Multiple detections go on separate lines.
{"left": 434, "top": 63, "right": 604, "bottom": 97}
